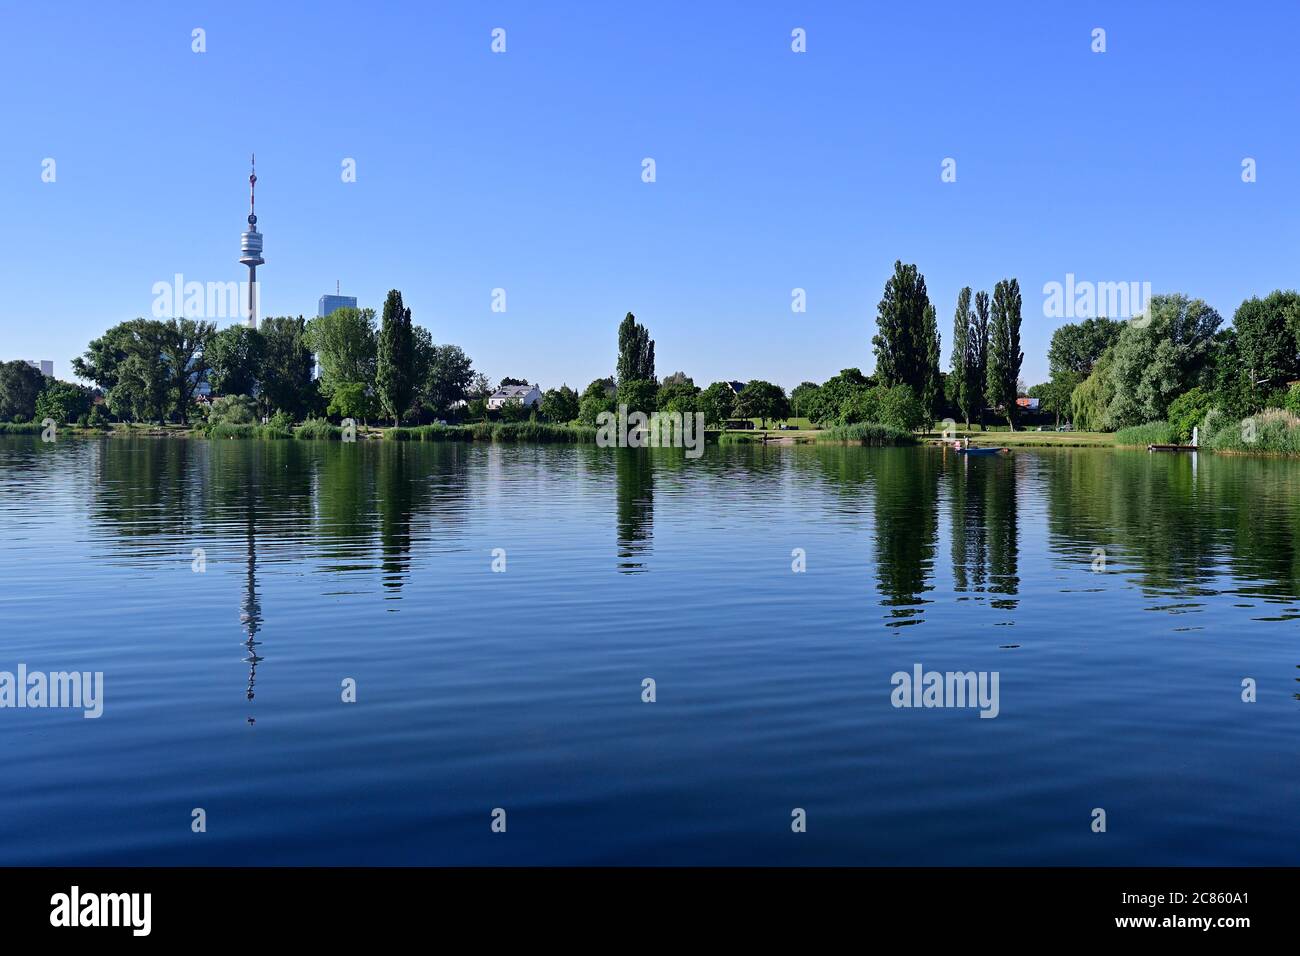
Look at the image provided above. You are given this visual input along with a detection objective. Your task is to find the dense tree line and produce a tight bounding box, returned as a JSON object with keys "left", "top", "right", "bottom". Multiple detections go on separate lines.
{"left": 1026, "top": 289, "right": 1300, "bottom": 447}
{"left": 11, "top": 274, "right": 1297, "bottom": 449}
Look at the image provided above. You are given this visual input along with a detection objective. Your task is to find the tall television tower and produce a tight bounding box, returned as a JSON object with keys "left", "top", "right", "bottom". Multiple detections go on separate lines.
{"left": 238, "top": 154, "right": 265, "bottom": 329}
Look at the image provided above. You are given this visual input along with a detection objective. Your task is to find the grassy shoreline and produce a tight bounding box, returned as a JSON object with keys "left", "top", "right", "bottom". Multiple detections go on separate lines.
{"left": 10, "top": 420, "right": 1300, "bottom": 458}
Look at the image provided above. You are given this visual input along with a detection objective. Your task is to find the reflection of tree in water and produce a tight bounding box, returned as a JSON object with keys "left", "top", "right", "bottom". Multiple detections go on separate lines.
{"left": 377, "top": 442, "right": 421, "bottom": 595}
{"left": 1045, "top": 451, "right": 1300, "bottom": 612}
{"left": 89, "top": 437, "right": 200, "bottom": 543}
{"left": 949, "top": 455, "right": 988, "bottom": 596}
{"left": 615, "top": 449, "right": 654, "bottom": 573}
{"left": 1045, "top": 451, "right": 1212, "bottom": 595}
{"left": 869, "top": 448, "right": 939, "bottom": 626}
{"left": 951, "top": 453, "right": 1020, "bottom": 610}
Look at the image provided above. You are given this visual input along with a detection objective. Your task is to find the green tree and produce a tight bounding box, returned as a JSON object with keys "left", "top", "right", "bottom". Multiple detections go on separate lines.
{"left": 811, "top": 368, "right": 872, "bottom": 425}
{"left": 259, "top": 316, "right": 316, "bottom": 419}
{"left": 0, "top": 361, "right": 47, "bottom": 421}
{"left": 34, "top": 380, "right": 92, "bottom": 425}
{"left": 92, "top": 319, "right": 170, "bottom": 423}
{"left": 972, "top": 290, "right": 991, "bottom": 426}
{"left": 206, "top": 325, "right": 264, "bottom": 397}
{"left": 1047, "top": 317, "right": 1124, "bottom": 377}
{"left": 424, "top": 344, "right": 475, "bottom": 417}
{"left": 326, "top": 382, "right": 376, "bottom": 423}
{"left": 497, "top": 397, "right": 528, "bottom": 422}
{"left": 700, "top": 381, "right": 738, "bottom": 423}
{"left": 160, "top": 317, "right": 216, "bottom": 423}
{"left": 578, "top": 377, "right": 617, "bottom": 425}
{"left": 872, "top": 260, "right": 931, "bottom": 396}
{"left": 1108, "top": 293, "right": 1222, "bottom": 427}
{"left": 1166, "top": 387, "right": 1213, "bottom": 443}
{"left": 308, "top": 306, "right": 377, "bottom": 400}
{"left": 655, "top": 380, "right": 699, "bottom": 413}
{"left": 838, "top": 387, "right": 881, "bottom": 425}
{"left": 1070, "top": 348, "right": 1117, "bottom": 431}
{"left": 616, "top": 377, "right": 658, "bottom": 414}
{"left": 616, "top": 312, "right": 655, "bottom": 383}
{"left": 986, "top": 279, "right": 1023, "bottom": 429}
{"left": 1205, "top": 328, "right": 1252, "bottom": 420}
{"left": 375, "top": 290, "right": 416, "bottom": 426}
{"left": 737, "top": 380, "right": 790, "bottom": 428}
{"left": 111, "top": 351, "right": 170, "bottom": 423}
{"left": 950, "top": 287, "right": 978, "bottom": 427}
{"left": 539, "top": 385, "right": 580, "bottom": 423}
{"left": 877, "top": 384, "right": 927, "bottom": 432}
{"left": 921, "top": 302, "right": 942, "bottom": 426}
{"left": 1232, "top": 291, "right": 1300, "bottom": 408}
{"left": 1030, "top": 372, "right": 1079, "bottom": 428}
{"left": 789, "top": 381, "right": 821, "bottom": 420}
{"left": 72, "top": 324, "right": 135, "bottom": 393}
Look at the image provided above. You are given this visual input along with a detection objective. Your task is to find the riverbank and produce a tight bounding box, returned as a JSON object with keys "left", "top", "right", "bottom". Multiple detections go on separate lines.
{"left": 11, "top": 419, "right": 1300, "bottom": 459}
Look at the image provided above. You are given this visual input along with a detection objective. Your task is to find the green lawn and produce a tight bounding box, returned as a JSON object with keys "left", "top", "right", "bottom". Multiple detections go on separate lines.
{"left": 925, "top": 428, "right": 1115, "bottom": 448}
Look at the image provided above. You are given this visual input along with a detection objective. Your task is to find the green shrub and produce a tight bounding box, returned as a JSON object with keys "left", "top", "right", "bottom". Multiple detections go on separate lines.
{"left": 1203, "top": 407, "right": 1300, "bottom": 455}
{"left": 1166, "top": 387, "right": 1213, "bottom": 443}
{"left": 815, "top": 423, "right": 917, "bottom": 446}
{"left": 208, "top": 394, "right": 259, "bottom": 426}
{"left": 294, "top": 417, "right": 341, "bottom": 441}
{"left": 383, "top": 422, "right": 596, "bottom": 443}
{"left": 208, "top": 422, "right": 292, "bottom": 440}
{"left": 877, "top": 385, "right": 928, "bottom": 432}
{"left": 1114, "top": 421, "right": 1173, "bottom": 446}
{"left": 1284, "top": 384, "right": 1300, "bottom": 418}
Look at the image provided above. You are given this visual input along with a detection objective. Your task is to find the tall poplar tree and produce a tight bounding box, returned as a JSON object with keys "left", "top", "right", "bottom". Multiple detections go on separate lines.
{"left": 951, "top": 287, "right": 977, "bottom": 428}
{"left": 872, "top": 260, "right": 931, "bottom": 396}
{"left": 616, "top": 312, "right": 655, "bottom": 384}
{"left": 376, "top": 289, "right": 415, "bottom": 426}
{"left": 921, "top": 302, "right": 942, "bottom": 425}
{"left": 986, "top": 279, "right": 1024, "bottom": 429}
{"left": 972, "top": 290, "right": 991, "bottom": 427}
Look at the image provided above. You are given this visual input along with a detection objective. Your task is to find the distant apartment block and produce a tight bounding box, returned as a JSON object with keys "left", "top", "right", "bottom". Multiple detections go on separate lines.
{"left": 25, "top": 360, "right": 54, "bottom": 377}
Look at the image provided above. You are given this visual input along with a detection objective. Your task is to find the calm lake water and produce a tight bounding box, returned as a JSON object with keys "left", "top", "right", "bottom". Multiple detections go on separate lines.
{"left": 0, "top": 436, "right": 1296, "bottom": 865}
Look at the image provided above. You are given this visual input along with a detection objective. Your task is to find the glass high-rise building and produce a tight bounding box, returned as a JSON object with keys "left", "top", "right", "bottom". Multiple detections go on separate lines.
{"left": 318, "top": 294, "right": 358, "bottom": 317}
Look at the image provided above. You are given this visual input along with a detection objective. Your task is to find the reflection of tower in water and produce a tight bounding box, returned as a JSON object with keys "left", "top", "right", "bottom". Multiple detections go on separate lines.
{"left": 240, "top": 502, "right": 263, "bottom": 724}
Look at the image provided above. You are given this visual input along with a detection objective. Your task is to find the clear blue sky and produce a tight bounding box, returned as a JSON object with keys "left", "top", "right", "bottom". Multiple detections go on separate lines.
{"left": 3, "top": 0, "right": 1298, "bottom": 389}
